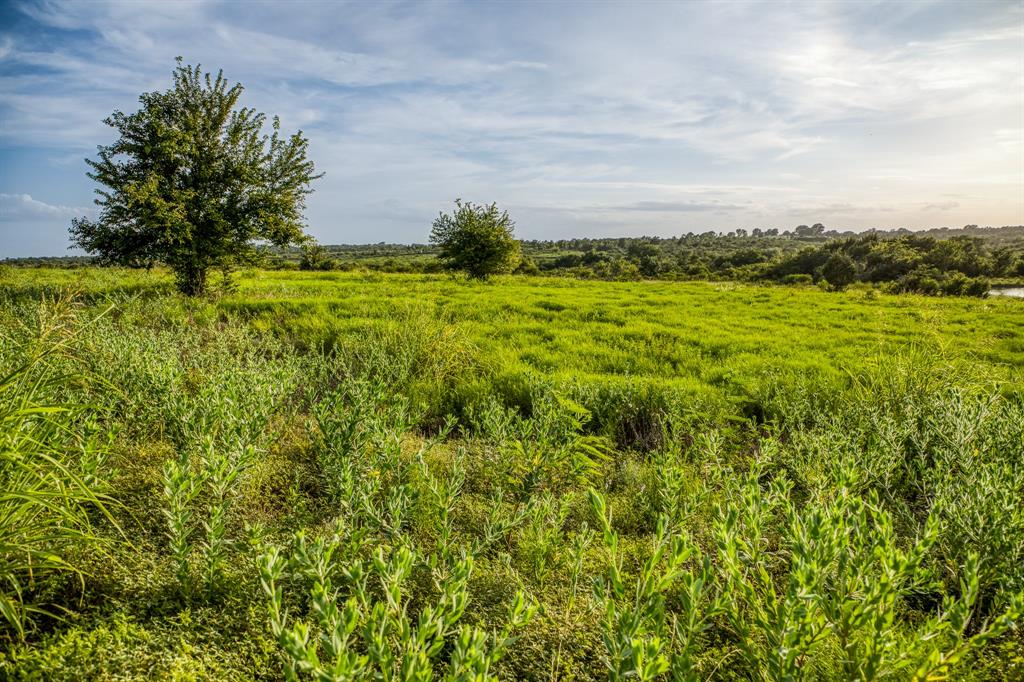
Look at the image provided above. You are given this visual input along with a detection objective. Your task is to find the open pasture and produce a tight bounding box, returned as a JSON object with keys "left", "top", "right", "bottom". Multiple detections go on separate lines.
{"left": 0, "top": 266, "right": 1022, "bottom": 680}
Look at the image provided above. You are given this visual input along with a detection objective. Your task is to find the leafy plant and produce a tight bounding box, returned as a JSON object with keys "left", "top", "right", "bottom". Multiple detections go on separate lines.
{"left": 0, "top": 298, "right": 117, "bottom": 637}
{"left": 430, "top": 200, "right": 521, "bottom": 280}
{"left": 714, "top": 461, "right": 1023, "bottom": 681}
{"left": 259, "top": 532, "right": 535, "bottom": 681}
{"left": 590, "top": 489, "right": 693, "bottom": 681}
{"left": 502, "top": 391, "right": 612, "bottom": 497}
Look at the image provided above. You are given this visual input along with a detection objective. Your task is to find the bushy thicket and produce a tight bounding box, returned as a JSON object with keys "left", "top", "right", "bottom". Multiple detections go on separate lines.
{"left": 9, "top": 227, "right": 1023, "bottom": 297}
{"left": 252, "top": 226, "right": 1024, "bottom": 296}
{"left": 0, "top": 286, "right": 1021, "bottom": 680}
{"left": 766, "top": 233, "right": 1023, "bottom": 294}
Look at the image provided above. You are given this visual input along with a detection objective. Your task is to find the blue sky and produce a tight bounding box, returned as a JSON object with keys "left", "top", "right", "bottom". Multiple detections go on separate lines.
{"left": 1, "top": 0, "right": 1021, "bottom": 256}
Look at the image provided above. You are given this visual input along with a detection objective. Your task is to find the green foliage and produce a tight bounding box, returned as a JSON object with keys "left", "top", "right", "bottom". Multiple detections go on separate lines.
{"left": 771, "top": 233, "right": 1006, "bottom": 296}
{"left": 712, "top": 461, "right": 1022, "bottom": 681}
{"left": 299, "top": 241, "right": 338, "bottom": 271}
{"left": 590, "top": 491, "right": 696, "bottom": 681}
{"left": 70, "top": 59, "right": 320, "bottom": 296}
{"left": 250, "top": 225, "right": 1024, "bottom": 294}
{"left": 0, "top": 297, "right": 116, "bottom": 639}
{"left": 484, "top": 389, "right": 612, "bottom": 498}
{"left": 430, "top": 200, "right": 521, "bottom": 280}
{"left": 259, "top": 533, "right": 536, "bottom": 681}
{"left": 0, "top": 271, "right": 1021, "bottom": 680}
{"left": 821, "top": 252, "right": 857, "bottom": 290}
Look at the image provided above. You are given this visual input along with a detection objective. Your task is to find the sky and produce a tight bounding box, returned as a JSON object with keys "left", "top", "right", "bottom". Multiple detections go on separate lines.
{"left": 0, "top": 0, "right": 1022, "bottom": 257}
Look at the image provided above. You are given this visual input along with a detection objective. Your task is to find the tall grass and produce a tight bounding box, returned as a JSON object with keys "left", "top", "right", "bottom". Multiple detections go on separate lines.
{"left": 0, "top": 296, "right": 116, "bottom": 638}
{"left": 0, "top": 271, "right": 1021, "bottom": 679}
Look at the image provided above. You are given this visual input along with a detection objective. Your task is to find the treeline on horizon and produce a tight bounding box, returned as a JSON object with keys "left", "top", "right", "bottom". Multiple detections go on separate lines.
{"left": 7, "top": 224, "right": 1024, "bottom": 297}
{"left": 295, "top": 223, "right": 1024, "bottom": 296}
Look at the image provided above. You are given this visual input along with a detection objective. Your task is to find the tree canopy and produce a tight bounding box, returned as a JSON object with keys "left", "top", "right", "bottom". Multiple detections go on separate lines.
{"left": 821, "top": 252, "right": 857, "bottom": 290}
{"left": 70, "top": 59, "right": 321, "bottom": 295}
{"left": 429, "top": 200, "right": 521, "bottom": 280}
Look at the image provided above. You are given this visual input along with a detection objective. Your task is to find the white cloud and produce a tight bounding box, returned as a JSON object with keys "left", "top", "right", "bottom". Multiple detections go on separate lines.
{"left": 1, "top": 0, "right": 1021, "bottom": 252}
{"left": 609, "top": 200, "right": 749, "bottom": 213}
{"left": 0, "top": 193, "right": 91, "bottom": 220}
{"left": 923, "top": 201, "right": 961, "bottom": 211}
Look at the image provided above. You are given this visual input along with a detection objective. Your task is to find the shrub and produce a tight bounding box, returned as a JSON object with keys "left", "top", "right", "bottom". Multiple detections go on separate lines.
{"left": 430, "top": 200, "right": 521, "bottom": 280}
{"left": 820, "top": 252, "right": 858, "bottom": 290}
{"left": 299, "top": 242, "right": 337, "bottom": 271}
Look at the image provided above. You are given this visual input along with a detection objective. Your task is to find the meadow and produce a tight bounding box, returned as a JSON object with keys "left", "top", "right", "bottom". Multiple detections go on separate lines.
{"left": 0, "top": 266, "right": 1022, "bottom": 680}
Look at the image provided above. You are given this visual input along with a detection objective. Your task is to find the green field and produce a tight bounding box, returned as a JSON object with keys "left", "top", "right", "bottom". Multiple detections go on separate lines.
{"left": 1, "top": 267, "right": 1022, "bottom": 679}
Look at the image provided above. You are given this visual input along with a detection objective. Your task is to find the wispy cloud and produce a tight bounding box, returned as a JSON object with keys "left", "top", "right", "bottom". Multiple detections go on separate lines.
{"left": 0, "top": 193, "right": 91, "bottom": 220}
{"left": 0, "top": 0, "right": 1021, "bottom": 255}
{"left": 610, "top": 200, "right": 749, "bottom": 213}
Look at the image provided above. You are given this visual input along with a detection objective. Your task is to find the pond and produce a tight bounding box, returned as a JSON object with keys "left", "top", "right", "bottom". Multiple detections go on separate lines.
{"left": 989, "top": 287, "right": 1024, "bottom": 299}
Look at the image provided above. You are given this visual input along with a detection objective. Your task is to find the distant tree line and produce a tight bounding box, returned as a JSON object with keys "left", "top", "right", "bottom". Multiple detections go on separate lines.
{"left": 6, "top": 226, "right": 1022, "bottom": 298}
{"left": 766, "top": 233, "right": 1021, "bottom": 294}
{"left": 272, "top": 224, "right": 1024, "bottom": 297}
{"left": 0, "top": 255, "right": 96, "bottom": 268}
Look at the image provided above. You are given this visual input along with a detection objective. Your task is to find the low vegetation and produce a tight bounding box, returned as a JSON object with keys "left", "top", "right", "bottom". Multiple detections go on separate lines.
{"left": 0, "top": 266, "right": 1021, "bottom": 679}
{"left": 10, "top": 225, "right": 1023, "bottom": 298}
{"left": 285, "top": 225, "right": 1022, "bottom": 296}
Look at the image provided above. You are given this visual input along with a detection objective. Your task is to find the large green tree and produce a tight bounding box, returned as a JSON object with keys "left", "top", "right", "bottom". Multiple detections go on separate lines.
{"left": 70, "top": 59, "right": 321, "bottom": 295}
{"left": 430, "top": 199, "right": 521, "bottom": 280}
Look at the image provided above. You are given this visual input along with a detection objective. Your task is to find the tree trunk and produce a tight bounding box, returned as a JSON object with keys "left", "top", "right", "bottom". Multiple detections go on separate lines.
{"left": 175, "top": 263, "right": 208, "bottom": 296}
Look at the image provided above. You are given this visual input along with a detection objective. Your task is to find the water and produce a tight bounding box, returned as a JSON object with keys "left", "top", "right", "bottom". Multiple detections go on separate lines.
{"left": 989, "top": 287, "right": 1024, "bottom": 299}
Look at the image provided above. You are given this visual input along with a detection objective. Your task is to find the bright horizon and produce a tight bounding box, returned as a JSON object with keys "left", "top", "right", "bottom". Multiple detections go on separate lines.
{"left": 1, "top": 0, "right": 1022, "bottom": 257}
